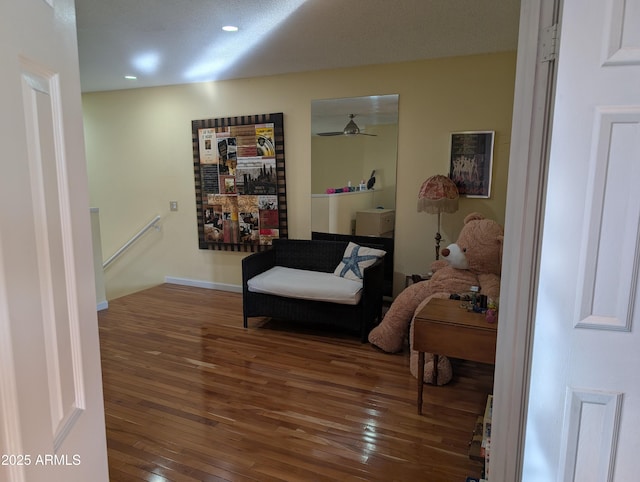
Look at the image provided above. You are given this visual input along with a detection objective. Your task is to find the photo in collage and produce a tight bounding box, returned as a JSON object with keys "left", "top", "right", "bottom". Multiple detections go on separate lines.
{"left": 198, "top": 122, "right": 279, "bottom": 247}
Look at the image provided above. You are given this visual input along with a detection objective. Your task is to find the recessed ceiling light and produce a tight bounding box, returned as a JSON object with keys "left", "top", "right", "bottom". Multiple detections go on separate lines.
{"left": 124, "top": 75, "right": 137, "bottom": 80}
{"left": 222, "top": 25, "right": 238, "bottom": 32}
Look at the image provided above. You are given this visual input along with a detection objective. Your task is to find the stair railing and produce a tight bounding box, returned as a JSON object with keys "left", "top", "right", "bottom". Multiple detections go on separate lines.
{"left": 103, "top": 215, "right": 161, "bottom": 269}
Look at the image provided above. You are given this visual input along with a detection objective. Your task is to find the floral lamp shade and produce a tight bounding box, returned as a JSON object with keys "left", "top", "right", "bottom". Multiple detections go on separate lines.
{"left": 417, "top": 175, "right": 459, "bottom": 260}
{"left": 417, "top": 174, "right": 459, "bottom": 214}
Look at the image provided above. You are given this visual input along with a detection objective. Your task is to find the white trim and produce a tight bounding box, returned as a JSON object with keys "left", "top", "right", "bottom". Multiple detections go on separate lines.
{"left": 164, "top": 276, "right": 242, "bottom": 293}
{"left": 97, "top": 300, "right": 108, "bottom": 311}
{"left": 559, "top": 388, "right": 622, "bottom": 482}
{"left": 0, "top": 239, "right": 26, "bottom": 481}
{"left": 574, "top": 107, "right": 640, "bottom": 333}
{"left": 20, "top": 58, "right": 86, "bottom": 449}
{"left": 21, "top": 60, "right": 65, "bottom": 436}
{"left": 49, "top": 69, "right": 88, "bottom": 449}
{"left": 602, "top": 0, "right": 640, "bottom": 66}
{"left": 491, "top": 0, "right": 560, "bottom": 479}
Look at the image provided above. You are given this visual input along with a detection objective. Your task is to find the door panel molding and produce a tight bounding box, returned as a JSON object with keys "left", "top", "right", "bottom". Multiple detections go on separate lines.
{"left": 20, "top": 57, "right": 85, "bottom": 451}
{"left": 575, "top": 107, "right": 640, "bottom": 331}
{"left": 559, "top": 388, "right": 622, "bottom": 481}
{"left": 603, "top": 0, "right": 640, "bottom": 66}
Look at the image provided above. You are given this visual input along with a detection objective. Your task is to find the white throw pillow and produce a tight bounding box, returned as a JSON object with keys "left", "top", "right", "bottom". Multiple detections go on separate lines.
{"left": 333, "top": 242, "right": 386, "bottom": 281}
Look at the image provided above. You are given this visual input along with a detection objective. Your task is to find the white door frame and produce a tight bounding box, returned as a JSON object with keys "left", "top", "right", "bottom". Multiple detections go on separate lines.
{"left": 492, "top": 0, "right": 561, "bottom": 479}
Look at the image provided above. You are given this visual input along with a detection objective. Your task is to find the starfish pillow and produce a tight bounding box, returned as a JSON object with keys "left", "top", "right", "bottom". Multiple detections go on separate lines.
{"left": 334, "top": 242, "right": 386, "bottom": 280}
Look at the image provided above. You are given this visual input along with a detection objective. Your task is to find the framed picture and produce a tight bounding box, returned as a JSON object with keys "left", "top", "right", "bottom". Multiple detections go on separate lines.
{"left": 191, "top": 112, "right": 287, "bottom": 252}
{"left": 449, "top": 130, "right": 494, "bottom": 198}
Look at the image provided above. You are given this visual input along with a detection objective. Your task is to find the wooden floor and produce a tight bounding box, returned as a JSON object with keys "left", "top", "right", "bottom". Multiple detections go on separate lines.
{"left": 98, "top": 284, "right": 493, "bottom": 482}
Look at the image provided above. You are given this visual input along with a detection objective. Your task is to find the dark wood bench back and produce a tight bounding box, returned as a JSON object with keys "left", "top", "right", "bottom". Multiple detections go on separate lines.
{"left": 272, "top": 239, "right": 349, "bottom": 273}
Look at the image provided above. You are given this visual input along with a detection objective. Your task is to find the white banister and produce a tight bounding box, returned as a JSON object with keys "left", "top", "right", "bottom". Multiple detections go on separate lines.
{"left": 103, "top": 215, "right": 161, "bottom": 269}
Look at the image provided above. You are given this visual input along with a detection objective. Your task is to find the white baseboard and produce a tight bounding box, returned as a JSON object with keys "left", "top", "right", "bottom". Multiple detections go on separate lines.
{"left": 97, "top": 300, "right": 109, "bottom": 311}
{"left": 164, "top": 276, "right": 242, "bottom": 293}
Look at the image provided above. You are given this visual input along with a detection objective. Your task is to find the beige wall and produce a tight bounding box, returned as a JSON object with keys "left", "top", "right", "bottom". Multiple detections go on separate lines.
{"left": 311, "top": 123, "right": 398, "bottom": 212}
{"left": 83, "top": 52, "right": 516, "bottom": 300}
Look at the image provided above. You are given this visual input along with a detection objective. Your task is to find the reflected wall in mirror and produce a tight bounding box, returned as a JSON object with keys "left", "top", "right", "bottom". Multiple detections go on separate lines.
{"left": 311, "top": 94, "right": 399, "bottom": 237}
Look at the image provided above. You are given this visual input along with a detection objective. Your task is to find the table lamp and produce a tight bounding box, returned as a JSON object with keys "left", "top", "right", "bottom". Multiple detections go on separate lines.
{"left": 417, "top": 174, "right": 459, "bottom": 260}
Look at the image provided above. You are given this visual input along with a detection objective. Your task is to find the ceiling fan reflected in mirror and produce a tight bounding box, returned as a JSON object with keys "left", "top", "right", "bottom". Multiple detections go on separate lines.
{"left": 317, "top": 114, "right": 377, "bottom": 137}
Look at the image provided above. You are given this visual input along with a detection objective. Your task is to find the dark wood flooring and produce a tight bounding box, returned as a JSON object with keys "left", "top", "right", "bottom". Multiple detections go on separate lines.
{"left": 98, "top": 284, "right": 493, "bottom": 481}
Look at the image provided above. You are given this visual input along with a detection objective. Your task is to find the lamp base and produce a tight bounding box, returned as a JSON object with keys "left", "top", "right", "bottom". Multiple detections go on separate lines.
{"left": 434, "top": 211, "right": 443, "bottom": 260}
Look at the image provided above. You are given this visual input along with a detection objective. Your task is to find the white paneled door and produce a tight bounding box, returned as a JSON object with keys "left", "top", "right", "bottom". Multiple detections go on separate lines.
{"left": 525, "top": 0, "right": 640, "bottom": 480}
{"left": 0, "top": 1, "right": 109, "bottom": 481}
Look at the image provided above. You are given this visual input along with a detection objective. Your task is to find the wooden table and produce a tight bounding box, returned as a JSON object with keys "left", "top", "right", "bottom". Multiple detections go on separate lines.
{"left": 413, "top": 297, "right": 498, "bottom": 414}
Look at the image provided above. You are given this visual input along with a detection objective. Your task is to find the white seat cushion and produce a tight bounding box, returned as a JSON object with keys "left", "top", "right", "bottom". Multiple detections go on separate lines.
{"left": 247, "top": 266, "right": 363, "bottom": 305}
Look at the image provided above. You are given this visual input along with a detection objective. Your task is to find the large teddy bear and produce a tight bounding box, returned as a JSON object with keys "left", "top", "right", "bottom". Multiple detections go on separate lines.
{"left": 368, "top": 212, "right": 503, "bottom": 385}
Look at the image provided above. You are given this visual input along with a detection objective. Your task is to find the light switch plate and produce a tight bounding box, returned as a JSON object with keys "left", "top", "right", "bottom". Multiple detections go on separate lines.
{"left": 170, "top": 201, "right": 178, "bottom": 211}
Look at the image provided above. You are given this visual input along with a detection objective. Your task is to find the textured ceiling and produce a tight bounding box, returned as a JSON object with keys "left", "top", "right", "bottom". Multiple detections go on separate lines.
{"left": 311, "top": 95, "right": 399, "bottom": 135}
{"left": 75, "top": 0, "right": 521, "bottom": 93}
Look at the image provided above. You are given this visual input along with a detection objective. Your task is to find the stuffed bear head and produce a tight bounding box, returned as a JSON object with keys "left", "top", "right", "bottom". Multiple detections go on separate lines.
{"left": 439, "top": 212, "right": 504, "bottom": 275}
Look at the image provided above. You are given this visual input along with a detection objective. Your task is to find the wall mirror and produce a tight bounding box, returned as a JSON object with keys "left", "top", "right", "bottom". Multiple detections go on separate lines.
{"left": 310, "top": 94, "right": 399, "bottom": 237}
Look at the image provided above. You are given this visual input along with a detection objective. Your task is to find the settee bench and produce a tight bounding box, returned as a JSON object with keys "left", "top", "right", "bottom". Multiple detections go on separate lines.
{"left": 241, "top": 238, "right": 385, "bottom": 341}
